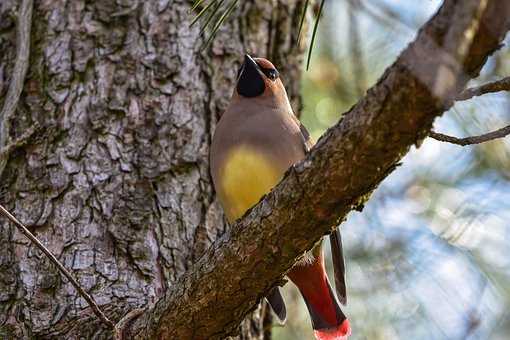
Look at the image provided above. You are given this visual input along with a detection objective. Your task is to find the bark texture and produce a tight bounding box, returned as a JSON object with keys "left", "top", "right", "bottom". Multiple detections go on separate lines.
{"left": 0, "top": 0, "right": 306, "bottom": 339}
{"left": 122, "top": 0, "right": 510, "bottom": 339}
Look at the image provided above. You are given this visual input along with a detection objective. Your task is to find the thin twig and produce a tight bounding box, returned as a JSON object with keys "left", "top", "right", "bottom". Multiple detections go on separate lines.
{"left": 0, "top": 0, "right": 33, "bottom": 178}
{"left": 433, "top": 75, "right": 510, "bottom": 146}
{"left": 457, "top": 76, "right": 510, "bottom": 101}
{"left": 430, "top": 124, "right": 510, "bottom": 146}
{"left": 0, "top": 204, "right": 115, "bottom": 329}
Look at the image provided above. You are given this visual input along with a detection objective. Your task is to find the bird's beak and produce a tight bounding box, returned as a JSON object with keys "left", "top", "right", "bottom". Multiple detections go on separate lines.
{"left": 237, "top": 54, "right": 265, "bottom": 98}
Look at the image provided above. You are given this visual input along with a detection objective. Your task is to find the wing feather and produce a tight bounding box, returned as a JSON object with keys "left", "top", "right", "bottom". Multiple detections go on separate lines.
{"left": 266, "top": 287, "right": 287, "bottom": 323}
{"left": 330, "top": 228, "right": 347, "bottom": 305}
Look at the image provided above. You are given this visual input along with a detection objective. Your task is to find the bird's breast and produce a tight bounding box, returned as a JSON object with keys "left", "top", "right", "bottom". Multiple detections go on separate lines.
{"left": 217, "top": 145, "right": 284, "bottom": 222}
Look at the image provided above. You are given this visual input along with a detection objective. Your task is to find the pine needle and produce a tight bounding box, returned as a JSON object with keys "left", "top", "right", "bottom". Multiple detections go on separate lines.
{"left": 201, "top": 0, "right": 239, "bottom": 50}
{"left": 200, "top": 0, "right": 224, "bottom": 36}
{"left": 297, "top": 0, "right": 310, "bottom": 43}
{"left": 190, "top": 0, "right": 209, "bottom": 13}
{"left": 189, "top": 0, "right": 327, "bottom": 71}
{"left": 190, "top": 0, "right": 218, "bottom": 27}
{"left": 306, "top": 0, "right": 326, "bottom": 70}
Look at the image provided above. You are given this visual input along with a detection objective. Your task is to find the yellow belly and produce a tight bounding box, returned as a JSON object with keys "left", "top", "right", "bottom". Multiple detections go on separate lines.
{"left": 219, "top": 146, "right": 283, "bottom": 222}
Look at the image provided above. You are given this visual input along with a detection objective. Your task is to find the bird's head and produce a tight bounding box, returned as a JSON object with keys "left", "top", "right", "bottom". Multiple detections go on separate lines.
{"left": 235, "top": 55, "right": 289, "bottom": 105}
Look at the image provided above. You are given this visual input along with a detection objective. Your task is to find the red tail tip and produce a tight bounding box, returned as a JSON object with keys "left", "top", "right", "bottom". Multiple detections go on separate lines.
{"left": 313, "top": 319, "right": 351, "bottom": 340}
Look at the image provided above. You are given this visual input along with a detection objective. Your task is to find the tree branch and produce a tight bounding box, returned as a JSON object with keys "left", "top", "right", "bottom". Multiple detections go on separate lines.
{"left": 457, "top": 76, "right": 510, "bottom": 101}
{"left": 120, "top": 1, "right": 510, "bottom": 339}
{"left": 430, "top": 125, "right": 510, "bottom": 146}
{"left": 431, "top": 75, "right": 510, "bottom": 146}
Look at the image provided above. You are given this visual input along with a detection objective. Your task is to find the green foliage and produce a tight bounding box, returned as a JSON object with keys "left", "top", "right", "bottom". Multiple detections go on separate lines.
{"left": 190, "top": 0, "right": 327, "bottom": 68}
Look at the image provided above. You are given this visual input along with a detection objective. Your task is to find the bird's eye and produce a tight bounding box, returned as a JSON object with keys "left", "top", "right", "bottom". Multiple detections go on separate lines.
{"left": 263, "top": 68, "right": 279, "bottom": 81}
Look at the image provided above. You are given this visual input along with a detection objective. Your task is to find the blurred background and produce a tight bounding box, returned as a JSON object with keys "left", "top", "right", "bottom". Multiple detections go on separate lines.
{"left": 273, "top": 1, "right": 510, "bottom": 339}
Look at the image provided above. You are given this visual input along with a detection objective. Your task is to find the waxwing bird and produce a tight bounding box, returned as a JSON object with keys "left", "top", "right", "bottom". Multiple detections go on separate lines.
{"left": 209, "top": 54, "right": 350, "bottom": 339}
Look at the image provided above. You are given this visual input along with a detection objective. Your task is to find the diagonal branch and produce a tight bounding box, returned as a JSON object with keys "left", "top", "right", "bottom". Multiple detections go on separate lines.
{"left": 430, "top": 125, "right": 510, "bottom": 146}
{"left": 121, "top": 1, "right": 510, "bottom": 339}
{"left": 23, "top": 0, "right": 505, "bottom": 338}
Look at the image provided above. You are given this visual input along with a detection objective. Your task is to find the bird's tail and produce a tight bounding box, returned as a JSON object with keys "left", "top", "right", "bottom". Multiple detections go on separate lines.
{"left": 288, "top": 255, "right": 351, "bottom": 340}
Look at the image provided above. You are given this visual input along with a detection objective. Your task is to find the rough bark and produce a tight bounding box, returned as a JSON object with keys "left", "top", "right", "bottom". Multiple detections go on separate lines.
{"left": 121, "top": 0, "right": 510, "bottom": 339}
{"left": 0, "top": 0, "right": 306, "bottom": 339}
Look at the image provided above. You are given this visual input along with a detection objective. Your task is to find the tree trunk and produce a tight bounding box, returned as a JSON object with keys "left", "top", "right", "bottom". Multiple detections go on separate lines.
{"left": 0, "top": 0, "right": 305, "bottom": 338}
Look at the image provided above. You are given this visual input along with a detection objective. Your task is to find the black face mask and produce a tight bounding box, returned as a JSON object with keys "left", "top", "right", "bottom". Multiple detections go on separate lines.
{"left": 237, "top": 55, "right": 265, "bottom": 98}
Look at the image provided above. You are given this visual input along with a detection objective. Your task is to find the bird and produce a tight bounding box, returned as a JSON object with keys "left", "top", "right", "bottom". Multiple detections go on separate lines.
{"left": 209, "top": 54, "right": 350, "bottom": 339}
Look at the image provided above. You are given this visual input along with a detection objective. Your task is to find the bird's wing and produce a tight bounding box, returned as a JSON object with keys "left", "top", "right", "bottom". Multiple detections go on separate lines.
{"left": 330, "top": 228, "right": 347, "bottom": 305}
{"left": 266, "top": 286, "right": 287, "bottom": 323}
{"left": 290, "top": 113, "right": 314, "bottom": 153}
